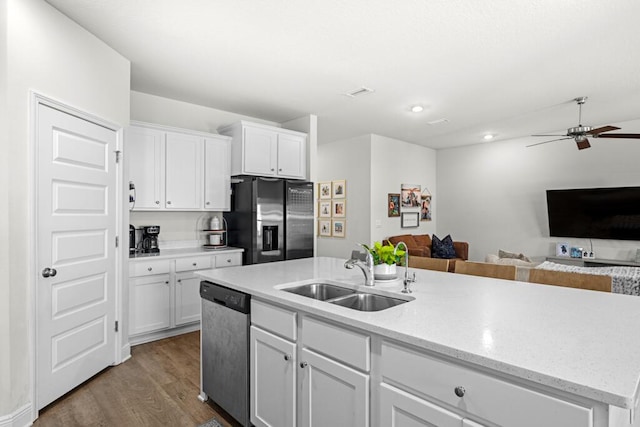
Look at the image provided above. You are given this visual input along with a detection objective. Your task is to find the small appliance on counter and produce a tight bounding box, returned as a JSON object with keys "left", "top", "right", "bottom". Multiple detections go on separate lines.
{"left": 129, "top": 224, "right": 137, "bottom": 254}
{"left": 141, "top": 225, "right": 160, "bottom": 254}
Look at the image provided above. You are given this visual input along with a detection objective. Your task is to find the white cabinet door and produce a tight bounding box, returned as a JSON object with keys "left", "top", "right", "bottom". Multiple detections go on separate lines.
{"left": 300, "top": 347, "right": 369, "bottom": 427}
{"left": 129, "top": 274, "right": 171, "bottom": 336}
{"left": 243, "top": 126, "right": 278, "bottom": 176}
{"left": 380, "top": 383, "right": 463, "bottom": 427}
{"left": 277, "top": 132, "right": 306, "bottom": 179}
{"left": 165, "top": 132, "right": 203, "bottom": 209}
{"left": 204, "top": 136, "right": 231, "bottom": 211}
{"left": 175, "top": 272, "right": 202, "bottom": 326}
{"left": 127, "top": 126, "right": 164, "bottom": 209}
{"left": 251, "top": 326, "right": 296, "bottom": 427}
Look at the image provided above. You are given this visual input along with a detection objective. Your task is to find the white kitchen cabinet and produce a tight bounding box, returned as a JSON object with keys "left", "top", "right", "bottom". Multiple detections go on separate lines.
{"left": 219, "top": 121, "right": 307, "bottom": 179}
{"left": 204, "top": 137, "right": 231, "bottom": 211}
{"left": 165, "top": 132, "right": 202, "bottom": 210}
{"left": 128, "top": 250, "right": 242, "bottom": 345}
{"left": 250, "top": 300, "right": 369, "bottom": 427}
{"left": 381, "top": 340, "right": 594, "bottom": 427}
{"left": 251, "top": 326, "right": 296, "bottom": 427}
{"left": 380, "top": 383, "right": 464, "bottom": 427}
{"left": 128, "top": 122, "right": 232, "bottom": 211}
{"left": 129, "top": 273, "right": 171, "bottom": 336}
{"left": 127, "top": 126, "right": 164, "bottom": 209}
{"left": 300, "top": 347, "right": 369, "bottom": 427}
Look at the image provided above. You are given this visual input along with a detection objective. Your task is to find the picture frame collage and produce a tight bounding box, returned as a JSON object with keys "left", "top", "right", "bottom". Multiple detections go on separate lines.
{"left": 318, "top": 180, "right": 346, "bottom": 238}
{"left": 391, "top": 184, "right": 433, "bottom": 227}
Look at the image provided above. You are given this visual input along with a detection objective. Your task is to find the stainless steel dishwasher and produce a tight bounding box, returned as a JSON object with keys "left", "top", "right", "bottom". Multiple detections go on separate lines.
{"left": 200, "top": 280, "right": 251, "bottom": 427}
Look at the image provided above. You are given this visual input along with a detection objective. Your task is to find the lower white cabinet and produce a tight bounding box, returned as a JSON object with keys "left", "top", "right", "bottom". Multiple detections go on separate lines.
{"left": 300, "top": 347, "right": 369, "bottom": 427}
{"left": 128, "top": 250, "right": 242, "bottom": 345}
{"left": 251, "top": 326, "right": 296, "bottom": 427}
{"left": 128, "top": 274, "right": 171, "bottom": 336}
{"left": 250, "top": 301, "right": 369, "bottom": 427}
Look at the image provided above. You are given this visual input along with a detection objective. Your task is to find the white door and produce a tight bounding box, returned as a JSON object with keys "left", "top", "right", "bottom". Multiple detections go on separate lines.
{"left": 277, "top": 133, "right": 306, "bottom": 178}
{"left": 165, "top": 132, "right": 202, "bottom": 209}
{"left": 36, "top": 104, "right": 117, "bottom": 409}
{"left": 243, "top": 126, "right": 277, "bottom": 176}
{"left": 175, "top": 272, "right": 202, "bottom": 326}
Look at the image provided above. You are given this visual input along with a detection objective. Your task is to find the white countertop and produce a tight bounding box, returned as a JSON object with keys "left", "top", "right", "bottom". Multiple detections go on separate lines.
{"left": 196, "top": 256, "right": 640, "bottom": 410}
{"left": 129, "top": 246, "right": 243, "bottom": 261}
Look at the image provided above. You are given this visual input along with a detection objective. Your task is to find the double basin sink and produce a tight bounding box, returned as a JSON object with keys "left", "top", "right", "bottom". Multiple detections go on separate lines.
{"left": 283, "top": 282, "right": 409, "bottom": 312}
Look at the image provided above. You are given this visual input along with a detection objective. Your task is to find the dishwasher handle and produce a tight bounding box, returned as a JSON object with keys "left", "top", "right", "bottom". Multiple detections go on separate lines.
{"left": 200, "top": 281, "right": 250, "bottom": 314}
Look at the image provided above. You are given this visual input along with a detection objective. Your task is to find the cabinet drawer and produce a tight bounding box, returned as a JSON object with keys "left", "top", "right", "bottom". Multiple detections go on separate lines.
{"left": 175, "top": 256, "right": 212, "bottom": 272}
{"left": 252, "top": 300, "right": 297, "bottom": 341}
{"left": 129, "top": 259, "right": 171, "bottom": 277}
{"left": 381, "top": 341, "right": 592, "bottom": 427}
{"left": 214, "top": 252, "right": 242, "bottom": 268}
{"left": 302, "top": 316, "right": 370, "bottom": 372}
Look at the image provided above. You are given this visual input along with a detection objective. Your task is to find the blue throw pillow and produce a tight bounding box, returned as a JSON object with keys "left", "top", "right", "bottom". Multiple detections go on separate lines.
{"left": 432, "top": 234, "right": 457, "bottom": 259}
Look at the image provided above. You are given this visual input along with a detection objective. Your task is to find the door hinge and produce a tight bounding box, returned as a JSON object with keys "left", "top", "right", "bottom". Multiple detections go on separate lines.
{"left": 115, "top": 150, "right": 122, "bottom": 163}
{"left": 115, "top": 236, "right": 119, "bottom": 248}
{"left": 115, "top": 320, "right": 119, "bottom": 332}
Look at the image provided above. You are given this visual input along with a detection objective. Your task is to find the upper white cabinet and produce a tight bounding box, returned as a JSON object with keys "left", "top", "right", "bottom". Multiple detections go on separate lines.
{"left": 127, "top": 122, "right": 231, "bottom": 211}
{"left": 219, "top": 121, "right": 307, "bottom": 179}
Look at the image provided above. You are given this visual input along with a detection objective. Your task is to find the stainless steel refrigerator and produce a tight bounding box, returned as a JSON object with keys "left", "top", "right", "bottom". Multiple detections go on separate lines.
{"left": 224, "top": 177, "right": 314, "bottom": 264}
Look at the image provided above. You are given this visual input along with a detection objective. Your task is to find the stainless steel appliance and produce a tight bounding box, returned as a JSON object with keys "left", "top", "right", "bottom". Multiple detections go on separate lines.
{"left": 141, "top": 225, "right": 160, "bottom": 254}
{"left": 224, "top": 177, "right": 314, "bottom": 264}
{"left": 129, "top": 224, "right": 136, "bottom": 254}
{"left": 200, "top": 280, "right": 251, "bottom": 427}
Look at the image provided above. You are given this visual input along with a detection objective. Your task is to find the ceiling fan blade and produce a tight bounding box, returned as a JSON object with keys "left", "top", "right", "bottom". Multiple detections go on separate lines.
{"left": 526, "top": 137, "right": 572, "bottom": 148}
{"left": 594, "top": 133, "right": 640, "bottom": 139}
{"left": 587, "top": 125, "right": 620, "bottom": 135}
{"left": 531, "top": 134, "right": 566, "bottom": 137}
{"left": 576, "top": 138, "right": 591, "bottom": 150}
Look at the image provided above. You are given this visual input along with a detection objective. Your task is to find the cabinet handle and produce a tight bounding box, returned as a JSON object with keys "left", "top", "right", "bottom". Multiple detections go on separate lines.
{"left": 177, "top": 279, "right": 182, "bottom": 283}
{"left": 165, "top": 281, "right": 169, "bottom": 284}
{"left": 271, "top": 168, "right": 275, "bottom": 171}
{"left": 192, "top": 262, "right": 197, "bottom": 266}
{"left": 206, "top": 201, "right": 210, "bottom": 205}
{"left": 279, "top": 168, "right": 282, "bottom": 171}
{"left": 299, "top": 361, "right": 308, "bottom": 368}
{"left": 284, "top": 354, "right": 291, "bottom": 361}
{"left": 226, "top": 259, "right": 231, "bottom": 263}
{"left": 147, "top": 267, "right": 152, "bottom": 271}
{"left": 167, "top": 201, "right": 172, "bottom": 205}
{"left": 454, "top": 386, "right": 466, "bottom": 397}
{"left": 155, "top": 201, "right": 160, "bottom": 205}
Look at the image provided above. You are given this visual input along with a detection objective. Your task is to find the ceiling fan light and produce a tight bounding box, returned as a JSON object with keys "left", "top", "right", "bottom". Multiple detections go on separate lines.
{"left": 483, "top": 134, "right": 494, "bottom": 141}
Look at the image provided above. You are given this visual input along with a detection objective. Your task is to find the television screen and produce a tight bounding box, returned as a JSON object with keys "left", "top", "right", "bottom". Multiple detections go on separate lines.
{"left": 546, "top": 186, "right": 640, "bottom": 241}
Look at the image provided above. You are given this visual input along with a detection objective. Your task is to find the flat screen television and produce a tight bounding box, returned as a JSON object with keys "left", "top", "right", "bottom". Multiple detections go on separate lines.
{"left": 546, "top": 186, "right": 640, "bottom": 241}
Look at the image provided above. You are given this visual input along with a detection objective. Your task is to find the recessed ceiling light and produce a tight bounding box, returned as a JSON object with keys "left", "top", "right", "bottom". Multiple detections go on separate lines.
{"left": 411, "top": 105, "right": 424, "bottom": 113}
{"left": 483, "top": 134, "right": 495, "bottom": 141}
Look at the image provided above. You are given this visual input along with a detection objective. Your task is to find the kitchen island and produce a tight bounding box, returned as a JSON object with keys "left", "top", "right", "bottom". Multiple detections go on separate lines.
{"left": 197, "top": 257, "right": 640, "bottom": 427}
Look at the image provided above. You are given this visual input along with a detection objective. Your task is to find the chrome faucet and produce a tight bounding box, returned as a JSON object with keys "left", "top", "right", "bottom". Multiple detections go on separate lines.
{"left": 394, "top": 241, "right": 415, "bottom": 293}
{"left": 344, "top": 244, "right": 375, "bottom": 286}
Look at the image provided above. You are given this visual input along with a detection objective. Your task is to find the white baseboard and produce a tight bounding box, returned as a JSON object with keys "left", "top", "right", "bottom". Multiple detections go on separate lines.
{"left": 0, "top": 404, "right": 33, "bottom": 427}
{"left": 120, "top": 342, "right": 131, "bottom": 363}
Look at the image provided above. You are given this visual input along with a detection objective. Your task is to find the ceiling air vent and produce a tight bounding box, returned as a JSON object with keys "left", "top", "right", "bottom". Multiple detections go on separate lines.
{"left": 427, "top": 118, "right": 449, "bottom": 125}
{"left": 344, "top": 87, "right": 375, "bottom": 98}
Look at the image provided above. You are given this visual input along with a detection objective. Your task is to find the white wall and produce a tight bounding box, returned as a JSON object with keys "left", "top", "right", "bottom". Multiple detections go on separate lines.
{"left": 129, "top": 91, "right": 280, "bottom": 244}
{"left": 317, "top": 134, "right": 437, "bottom": 259}
{"left": 370, "top": 135, "right": 437, "bottom": 242}
{"left": 317, "top": 135, "right": 372, "bottom": 258}
{"left": 4, "top": 0, "right": 130, "bottom": 418}
{"left": 437, "top": 121, "right": 640, "bottom": 262}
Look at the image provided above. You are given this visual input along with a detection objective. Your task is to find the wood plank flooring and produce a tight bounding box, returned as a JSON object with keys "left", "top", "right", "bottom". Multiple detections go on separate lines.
{"left": 34, "top": 331, "right": 240, "bottom": 427}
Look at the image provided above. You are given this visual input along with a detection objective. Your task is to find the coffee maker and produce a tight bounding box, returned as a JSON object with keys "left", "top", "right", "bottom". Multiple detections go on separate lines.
{"left": 141, "top": 225, "right": 160, "bottom": 254}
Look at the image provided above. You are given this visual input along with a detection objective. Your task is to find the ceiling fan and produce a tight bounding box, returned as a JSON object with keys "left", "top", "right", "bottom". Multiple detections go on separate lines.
{"left": 528, "top": 97, "right": 640, "bottom": 150}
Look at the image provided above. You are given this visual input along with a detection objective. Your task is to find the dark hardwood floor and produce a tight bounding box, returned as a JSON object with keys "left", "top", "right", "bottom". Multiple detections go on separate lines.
{"left": 34, "top": 331, "right": 240, "bottom": 427}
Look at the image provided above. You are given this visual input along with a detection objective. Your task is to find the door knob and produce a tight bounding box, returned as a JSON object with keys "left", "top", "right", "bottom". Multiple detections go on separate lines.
{"left": 299, "top": 361, "right": 308, "bottom": 368}
{"left": 284, "top": 354, "right": 292, "bottom": 361}
{"left": 454, "top": 386, "right": 466, "bottom": 397}
{"left": 42, "top": 267, "right": 57, "bottom": 278}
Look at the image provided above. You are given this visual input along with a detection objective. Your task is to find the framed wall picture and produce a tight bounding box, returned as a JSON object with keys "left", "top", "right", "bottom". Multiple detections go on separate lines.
{"left": 332, "top": 220, "right": 345, "bottom": 238}
{"left": 318, "top": 200, "right": 331, "bottom": 218}
{"left": 318, "top": 220, "right": 332, "bottom": 237}
{"left": 318, "top": 182, "right": 332, "bottom": 200}
{"left": 401, "top": 212, "right": 419, "bottom": 228}
{"left": 332, "top": 180, "right": 346, "bottom": 198}
{"left": 420, "top": 194, "right": 432, "bottom": 221}
{"left": 332, "top": 199, "right": 346, "bottom": 218}
{"left": 388, "top": 193, "right": 400, "bottom": 217}
{"left": 401, "top": 184, "right": 421, "bottom": 208}
{"left": 556, "top": 242, "right": 570, "bottom": 257}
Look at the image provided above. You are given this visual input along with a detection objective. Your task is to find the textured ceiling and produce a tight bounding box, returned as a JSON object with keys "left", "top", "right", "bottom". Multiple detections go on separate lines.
{"left": 46, "top": 0, "right": 640, "bottom": 148}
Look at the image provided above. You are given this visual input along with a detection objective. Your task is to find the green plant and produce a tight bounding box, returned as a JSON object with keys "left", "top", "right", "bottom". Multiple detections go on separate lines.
{"left": 362, "top": 241, "right": 405, "bottom": 265}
